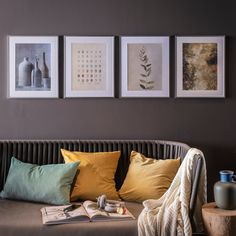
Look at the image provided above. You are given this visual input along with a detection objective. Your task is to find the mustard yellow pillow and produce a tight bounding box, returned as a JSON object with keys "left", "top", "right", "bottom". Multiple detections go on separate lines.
{"left": 61, "top": 149, "right": 120, "bottom": 201}
{"left": 118, "top": 151, "right": 180, "bottom": 202}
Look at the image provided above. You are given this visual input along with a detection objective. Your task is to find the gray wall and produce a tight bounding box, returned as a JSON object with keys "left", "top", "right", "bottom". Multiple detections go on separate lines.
{"left": 0, "top": 0, "right": 235, "bottom": 200}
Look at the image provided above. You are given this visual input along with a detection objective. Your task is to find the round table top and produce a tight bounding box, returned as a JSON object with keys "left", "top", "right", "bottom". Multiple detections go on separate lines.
{"left": 202, "top": 202, "right": 236, "bottom": 216}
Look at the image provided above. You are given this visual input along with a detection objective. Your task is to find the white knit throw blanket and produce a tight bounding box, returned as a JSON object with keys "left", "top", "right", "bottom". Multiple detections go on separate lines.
{"left": 138, "top": 148, "right": 207, "bottom": 236}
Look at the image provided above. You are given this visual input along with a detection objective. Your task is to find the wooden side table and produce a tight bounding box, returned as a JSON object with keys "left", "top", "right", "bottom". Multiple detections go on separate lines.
{"left": 202, "top": 202, "right": 236, "bottom": 236}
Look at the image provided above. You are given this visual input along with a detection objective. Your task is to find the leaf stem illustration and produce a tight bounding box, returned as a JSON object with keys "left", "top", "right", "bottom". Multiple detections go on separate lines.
{"left": 139, "top": 46, "right": 154, "bottom": 90}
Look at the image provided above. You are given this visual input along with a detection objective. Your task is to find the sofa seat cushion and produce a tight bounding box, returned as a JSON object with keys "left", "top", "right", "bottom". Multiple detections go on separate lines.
{"left": 0, "top": 199, "right": 143, "bottom": 236}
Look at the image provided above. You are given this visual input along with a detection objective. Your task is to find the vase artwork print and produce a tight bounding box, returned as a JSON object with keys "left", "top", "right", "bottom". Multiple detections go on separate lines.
{"left": 8, "top": 36, "right": 58, "bottom": 98}
{"left": 16, "top": 44, "right": 51, "bottom": 91}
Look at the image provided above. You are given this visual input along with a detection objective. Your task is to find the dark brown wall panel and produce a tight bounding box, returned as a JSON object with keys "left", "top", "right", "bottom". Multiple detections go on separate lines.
{"left": 0, "top": 0, "right": 235, "bottom": 200}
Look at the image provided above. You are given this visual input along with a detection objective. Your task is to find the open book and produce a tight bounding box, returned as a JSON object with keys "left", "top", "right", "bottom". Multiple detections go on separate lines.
{"left": 41, "top": 200, "right": 135, "bottom": 225}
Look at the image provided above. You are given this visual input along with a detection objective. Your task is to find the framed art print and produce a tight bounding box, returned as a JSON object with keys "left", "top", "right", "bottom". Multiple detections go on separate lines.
{"left": 176, "top": 36, "right": 225, "bottom": 98}
{"left": 8, "top": 36, "right": 58, "bottom": 98}
{"left": 64, "top": 36, "right": 114, "bottom": 97}
{"left": 121, "top": 36, "right": 169, "bottom": 97}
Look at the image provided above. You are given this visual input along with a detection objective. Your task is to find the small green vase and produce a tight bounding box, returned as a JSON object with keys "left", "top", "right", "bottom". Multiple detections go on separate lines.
{"left": 214, "top": 170, "right": 236, "bottom": 210}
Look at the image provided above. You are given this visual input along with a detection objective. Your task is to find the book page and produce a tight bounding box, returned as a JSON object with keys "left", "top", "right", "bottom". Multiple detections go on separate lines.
{"left": 83, "top": 200, "right": 135, "bottom": 221}
{"left": 41, "top": 204, "right": 90, "bottom": 225}
{"left": 83, "top": 200, "right": 109, "bottom": 219}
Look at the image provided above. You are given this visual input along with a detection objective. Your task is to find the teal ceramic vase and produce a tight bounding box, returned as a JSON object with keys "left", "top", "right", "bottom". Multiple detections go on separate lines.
{"left": 214, "top": 170, "right": 236, "bottom": 210}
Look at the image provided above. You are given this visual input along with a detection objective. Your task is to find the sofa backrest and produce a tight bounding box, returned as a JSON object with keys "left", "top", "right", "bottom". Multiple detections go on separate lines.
{"left": 0, "top": 139, "right": 190, "bottom": 191}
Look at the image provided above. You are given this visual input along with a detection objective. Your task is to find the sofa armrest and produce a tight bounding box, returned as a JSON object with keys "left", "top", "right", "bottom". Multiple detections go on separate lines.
{"left": 189, "top": 154, "right": 203, "bottom": 229}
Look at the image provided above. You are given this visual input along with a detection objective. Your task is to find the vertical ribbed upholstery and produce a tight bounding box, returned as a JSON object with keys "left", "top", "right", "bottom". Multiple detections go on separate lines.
{"left": 0, "top": 139, "right": 203, "bottom": 228}
{"left": 0, "top": 140, "right": 190, "bottom": 191}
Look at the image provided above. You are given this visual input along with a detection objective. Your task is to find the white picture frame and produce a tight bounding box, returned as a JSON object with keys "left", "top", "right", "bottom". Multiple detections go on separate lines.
{"left": 8, "top": 36, "right": 58, "bottom": 98}
{"left": 64, "top": 36, "right": 114, "bottom": 98}
{"left": 120, "top": 36, "right": 169, "bottom": 98}
{"left": 176, "top": 36, "right": 225, "bottom": 98}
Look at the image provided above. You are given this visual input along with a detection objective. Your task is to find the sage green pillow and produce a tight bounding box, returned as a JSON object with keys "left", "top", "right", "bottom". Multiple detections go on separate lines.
{"left": 0, "top": 157, "right": 79, "bottom": 205}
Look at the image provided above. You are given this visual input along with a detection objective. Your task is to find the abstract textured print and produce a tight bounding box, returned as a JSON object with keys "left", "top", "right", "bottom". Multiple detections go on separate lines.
{"left": 183, "top": 43, "right": 217, "bottom": 91}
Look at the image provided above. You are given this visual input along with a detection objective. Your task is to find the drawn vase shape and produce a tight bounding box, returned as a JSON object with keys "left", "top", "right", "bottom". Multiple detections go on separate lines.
{"left": 41, "top": 52, "right": 50, "bottom": 89}
{"left": 18, "top": 57, "right": 33, "bottom": 87}
{"left": 31, "top": 58, "right": 42, "bottom": 88}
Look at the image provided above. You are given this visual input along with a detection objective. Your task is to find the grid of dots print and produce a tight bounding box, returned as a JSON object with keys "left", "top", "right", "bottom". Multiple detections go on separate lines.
{"left": 71, "top": 43, "right": 106, "bottom": 91}
{"left": 77, "top": 49, "right": 102, "bottom": 84}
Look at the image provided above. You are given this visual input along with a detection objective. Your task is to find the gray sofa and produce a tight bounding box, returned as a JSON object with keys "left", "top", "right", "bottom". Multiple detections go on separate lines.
{"left": 0, "top": 140, "right": 203, "bottom": 236}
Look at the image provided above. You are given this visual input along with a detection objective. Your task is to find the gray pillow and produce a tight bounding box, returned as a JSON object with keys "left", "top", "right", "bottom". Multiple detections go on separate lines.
{"left": 0, "top": 157, "right": 79, "bottom": 205}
